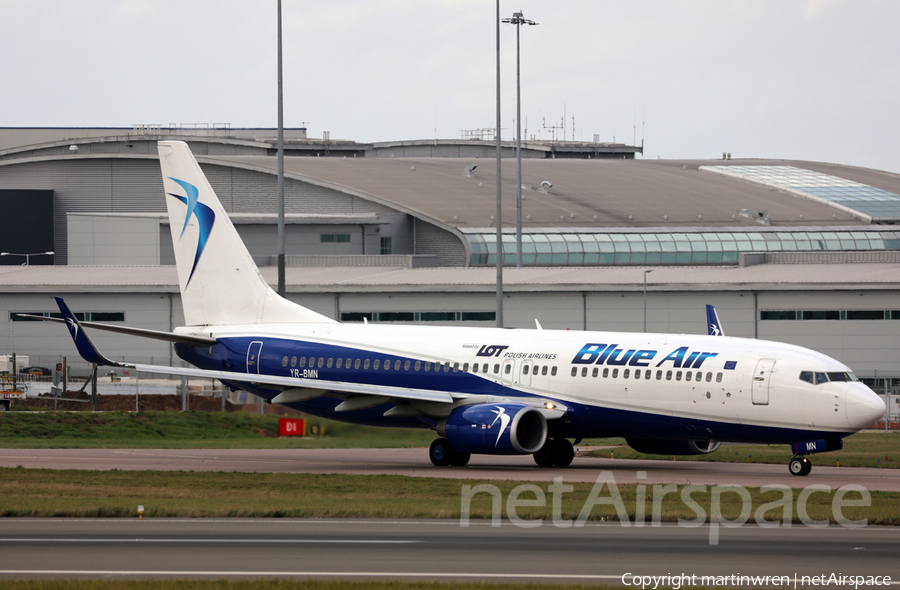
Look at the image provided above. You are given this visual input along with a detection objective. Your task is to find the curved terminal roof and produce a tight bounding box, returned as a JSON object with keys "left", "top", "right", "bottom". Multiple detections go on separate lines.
{"left": 209, "top": 154, "right": 900, "bottom": 230}
{"left": 0, "top": 256, "right": 896, "bottom": 294}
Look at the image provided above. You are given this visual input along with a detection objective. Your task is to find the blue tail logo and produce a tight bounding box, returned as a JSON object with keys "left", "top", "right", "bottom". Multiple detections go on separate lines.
{"left": 706, "top": 304, "right": 725, "bottom": 337}
{"left": 167, "top": 177, "right": 216, "bottom": 286}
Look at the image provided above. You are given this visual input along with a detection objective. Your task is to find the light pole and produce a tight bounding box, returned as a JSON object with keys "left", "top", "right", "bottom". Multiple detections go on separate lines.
{"left": 276, "top": 0, "right": 286, "bottom": 298}
{"left": 494, "top": 0, "right": 503, "bottom": 328}
{"left": 0, "top": 251, "right": 54, "bottom": 266}
{"left": 503, "top": 11, "right": 538, "bottom": 268}
{"left": 643, "top": 269, "right": 653, "bottom": 332}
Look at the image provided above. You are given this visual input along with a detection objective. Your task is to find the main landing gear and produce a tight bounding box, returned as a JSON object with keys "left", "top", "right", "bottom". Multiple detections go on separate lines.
{"left": 533, "top": 438, "right": 575, "bottom": 468}
{"left": 429, "top": 438, "right": 471, "bottom": 467}
{"left": 789, "top": 455, "right": 812, "bottom": 476}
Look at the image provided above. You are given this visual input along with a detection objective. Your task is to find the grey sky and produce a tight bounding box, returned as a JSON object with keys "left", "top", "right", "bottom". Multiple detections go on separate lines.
{"left": 3, "top": 1, "right": 898, "bottom": 173}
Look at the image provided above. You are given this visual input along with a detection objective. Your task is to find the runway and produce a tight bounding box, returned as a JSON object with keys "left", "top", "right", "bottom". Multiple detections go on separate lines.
{"left": 1, "top": 447, "right": 899, "bottom": 491}
{"left": 0, "top": 518, "right": 898, "bottom": 583}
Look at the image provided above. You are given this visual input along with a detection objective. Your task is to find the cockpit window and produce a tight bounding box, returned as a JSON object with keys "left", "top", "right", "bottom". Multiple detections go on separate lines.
{"left": 827, "top": 372, "right": 858, "bottom": 382}
{"left": 802, "top": 370, "right": 860, "bottom": 384}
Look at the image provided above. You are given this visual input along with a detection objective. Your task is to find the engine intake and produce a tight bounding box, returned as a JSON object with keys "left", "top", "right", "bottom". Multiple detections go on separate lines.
{"left": 626, "top": 438, "right": 721, "bottom": 456}
{"left": 437, "top": 403, "right": 547, "bottom": 455}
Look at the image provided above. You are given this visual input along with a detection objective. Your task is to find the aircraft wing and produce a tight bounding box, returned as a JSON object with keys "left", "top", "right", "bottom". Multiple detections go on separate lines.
{"left": 50, "top": 297, "right": 455, "bottom": 405}
{"left": 129, "top": 362, "right": 456, "bottom": 404}
{"left": 15, "top": 313, "right": 215, "bottom": 346}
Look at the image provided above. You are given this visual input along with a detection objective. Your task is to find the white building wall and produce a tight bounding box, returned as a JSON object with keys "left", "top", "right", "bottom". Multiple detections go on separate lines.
{"left": 68, "top": 214, "right": 161, "bottom": 265}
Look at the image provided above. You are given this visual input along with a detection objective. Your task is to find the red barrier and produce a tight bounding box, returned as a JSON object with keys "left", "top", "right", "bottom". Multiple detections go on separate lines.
{"left": 279, "top": 418, "right": 306, "bottom": 437}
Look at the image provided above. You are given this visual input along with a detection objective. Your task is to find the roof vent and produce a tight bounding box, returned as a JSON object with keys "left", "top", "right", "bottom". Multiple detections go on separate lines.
{"left": 538, "top": 180, "right": 552, "bottom": 194}
{"left": 463, "top": 164, "right": 477, "bottom": 177}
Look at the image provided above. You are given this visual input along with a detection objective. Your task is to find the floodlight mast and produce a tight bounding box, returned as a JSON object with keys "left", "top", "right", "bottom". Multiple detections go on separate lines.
{"left": 503, "top": 11, "right": 538, "bottom": 268}
{"left": 276, "top": 0, "right": 286, "bottom": 297}
{"left": 494, "top": 0, "right": 503, "bottom": 328}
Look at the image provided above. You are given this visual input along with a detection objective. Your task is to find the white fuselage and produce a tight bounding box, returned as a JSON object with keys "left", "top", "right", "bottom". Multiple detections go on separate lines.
{"left": 177, "top": 322, "right": 885, "bottom": 442}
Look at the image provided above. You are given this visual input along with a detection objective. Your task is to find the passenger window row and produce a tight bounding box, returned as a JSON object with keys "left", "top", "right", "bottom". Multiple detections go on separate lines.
{"left": 570, "top": 365, "right": 723, "bottom": 383}
{"left": 280, "top": 355, "right": 563, "bottom": 377}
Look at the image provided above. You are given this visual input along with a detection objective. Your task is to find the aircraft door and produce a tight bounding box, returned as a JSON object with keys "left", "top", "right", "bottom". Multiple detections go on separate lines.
{"left": 752, "top": 358, "right": 775, "bottom": 405}
{"left": 246, "top": 341, "right": 263, "bottom": 374}
{"left": 501, "top": 359, "right": 515, "bottom": 386}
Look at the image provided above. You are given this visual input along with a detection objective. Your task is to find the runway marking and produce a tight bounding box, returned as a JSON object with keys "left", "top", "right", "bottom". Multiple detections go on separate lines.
{"left": 1, "top": 571, "right": 899, "bottom": 584}
{"left": 0, "top": 570, "right": 621, "bottom": 580}
{"left": 0, "top": 539, "right": 418, "bottom": 544}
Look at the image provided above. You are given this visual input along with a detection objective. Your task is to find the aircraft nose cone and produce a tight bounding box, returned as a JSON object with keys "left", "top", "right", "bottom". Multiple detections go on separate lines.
{"left": 845, "top": 385, "right": 886, "bottom": 430}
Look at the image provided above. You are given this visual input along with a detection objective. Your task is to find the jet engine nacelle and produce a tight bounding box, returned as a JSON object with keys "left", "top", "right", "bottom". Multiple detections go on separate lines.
{"left": 626, "top": 438, "right": 722, "bottom": 456}
{"left": 437, "top": 403, "right": 547, "bottom": 455}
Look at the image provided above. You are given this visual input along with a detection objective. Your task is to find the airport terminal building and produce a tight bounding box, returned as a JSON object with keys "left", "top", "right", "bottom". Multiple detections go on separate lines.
{"left": 1, "top": 126, "right": 898, "bottom": 411}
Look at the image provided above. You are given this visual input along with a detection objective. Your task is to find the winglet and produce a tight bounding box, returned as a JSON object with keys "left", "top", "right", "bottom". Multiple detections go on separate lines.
{"left": 55, "top": 297, "right": 124, "bottom": 366}
{"left": 706, "top": 304, "right": 725, "bottom": 337}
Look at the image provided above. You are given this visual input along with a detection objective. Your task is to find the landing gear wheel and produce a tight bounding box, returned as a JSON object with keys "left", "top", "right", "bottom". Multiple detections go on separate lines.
{"left": 533, "top": 442, "right": 554, "bottom": 467}
{"left": 429, "top": 438, "right": 453, "bottom": 467}
{"left": 552, "top": 438, "right": 575, "bottom": 467}
{"left": 449, "top": 449, "right": 471, "bottom": 467}
{"left": 789, "top": 456, "right": 811, "bottom": 476}
{"left": 533, "top": 439, "right": 574, "bottom": 467}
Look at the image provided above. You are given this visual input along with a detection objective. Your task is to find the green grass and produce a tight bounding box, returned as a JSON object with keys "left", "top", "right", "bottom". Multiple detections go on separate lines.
{"left": 0, "top": 467, "right": 897, "bottom": 525}
{"left": 1, "top": 413, "right": 897, "bottom": 471}
{"left": 589, "top": 431, "right": 900, "bottom": 469}
{"left": 0, "top": 411, "right": 436, "bottom": 449}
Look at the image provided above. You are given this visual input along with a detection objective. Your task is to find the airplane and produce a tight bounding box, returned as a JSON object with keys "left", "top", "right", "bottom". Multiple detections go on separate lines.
{"left": 706, "top": 304, "right": 725, "bottom": 336}
{"left": 38, "top": 141, "right": 885, "bottom": 476}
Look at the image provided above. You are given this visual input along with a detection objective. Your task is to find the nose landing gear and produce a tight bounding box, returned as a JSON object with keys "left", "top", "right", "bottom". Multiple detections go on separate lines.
{"left": 789, "top": 455, "right": 812, "bottom": 476}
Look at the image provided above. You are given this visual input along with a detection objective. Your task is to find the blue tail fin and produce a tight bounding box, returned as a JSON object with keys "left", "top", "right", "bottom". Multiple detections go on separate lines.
{"left": 706, "top": 304, "right": 725, "bottom": 336}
